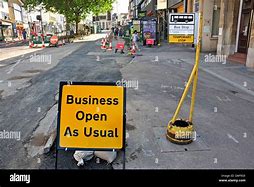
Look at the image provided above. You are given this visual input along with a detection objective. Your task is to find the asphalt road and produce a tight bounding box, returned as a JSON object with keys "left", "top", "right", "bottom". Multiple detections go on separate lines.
{"left": 0, "top": 37, "right": 131, "bottom": 169}
{"left": 0, "top": 39, "right": 254, "bottom": 169}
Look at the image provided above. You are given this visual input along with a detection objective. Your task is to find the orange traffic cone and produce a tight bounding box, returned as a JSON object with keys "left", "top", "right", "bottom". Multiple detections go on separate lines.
{"left": 107, "top": 42, "right": 112, "bottom": 50}
{"left": 42, "top": 40, "right": 45, "bottom": 48}
{"left": 101, "top": 38, "right": 105, "bottom": 46}
{"left": 29, "top": 41, "right": 34, "bottom": 48}
{"left": 130, "top": 42, "right": 136, "bottom": 55}
{"left": 41, "top": 34, "right": 45, "bottom": 48}
{"left": 101, "top": 39, "right": 106, "bottom": 49}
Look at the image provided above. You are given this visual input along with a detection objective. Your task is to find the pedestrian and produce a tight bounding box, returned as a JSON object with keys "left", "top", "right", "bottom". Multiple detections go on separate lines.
{"left": 70, "top": 29, "right": 74, "bottom": 36}
{"left": 22, "top": 29, "right": 27, "bottom": 42}
{"left": 119, "top": 27, "right": 123, "bottom": 38}
{"left": 108, "top": 30, "right": 114, "bottom": 43}
{"left": 114, "top": 27, "right": 119, "bottom": 40}
{"left": 132, "top": 30, "right": 140, "bottom": 51}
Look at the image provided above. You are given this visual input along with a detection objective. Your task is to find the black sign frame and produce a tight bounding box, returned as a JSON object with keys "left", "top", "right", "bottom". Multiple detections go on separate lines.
{"left": 55, "top": 81, "right": 126, "bottom": 169}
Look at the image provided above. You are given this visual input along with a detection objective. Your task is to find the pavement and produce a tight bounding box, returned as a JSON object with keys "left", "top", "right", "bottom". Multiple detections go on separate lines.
{"left": 0, "top": 36, "right": 254, "bottom": 169}
{"left": 112, "top": 43, "right": 254, "bottom": 169}
{"left": 0, "top": 45, "right": 44, "bottom": 62}
{"left": 0, "top": 40, "right": 28, "bottom": 48}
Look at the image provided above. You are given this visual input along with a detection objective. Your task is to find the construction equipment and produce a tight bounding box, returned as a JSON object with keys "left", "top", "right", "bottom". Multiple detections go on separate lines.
{"left": 115, "top": 42, "right": 125, "bottom": 54}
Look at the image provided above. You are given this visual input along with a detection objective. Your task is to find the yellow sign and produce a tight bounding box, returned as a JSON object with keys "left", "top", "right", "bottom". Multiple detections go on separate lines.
{"left": 169, "top": 35, "right": 194, "bottom": 43}
{"left": 57, "top": 82, "right": 125, "bottom": 150}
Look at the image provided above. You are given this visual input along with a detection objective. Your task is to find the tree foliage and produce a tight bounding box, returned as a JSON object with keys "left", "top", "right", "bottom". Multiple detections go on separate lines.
{"left": 24, "top": 0, "right": 115, "bottom": 33}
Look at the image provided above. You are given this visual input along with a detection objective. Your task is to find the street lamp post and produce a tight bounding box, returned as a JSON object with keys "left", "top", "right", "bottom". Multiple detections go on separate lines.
{"left": 40, "top": 9, "right": 44, "bottom": 34}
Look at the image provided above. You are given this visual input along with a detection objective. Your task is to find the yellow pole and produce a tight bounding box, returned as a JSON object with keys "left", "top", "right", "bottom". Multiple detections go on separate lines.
{"left": 189, "top": 0, "right": 204, "bottom": 122}
{"left": 169, "top": 0, "right": 204, "bottom": 125}
{"left": 170, "top": 63, "right": 198, "bottom": 124}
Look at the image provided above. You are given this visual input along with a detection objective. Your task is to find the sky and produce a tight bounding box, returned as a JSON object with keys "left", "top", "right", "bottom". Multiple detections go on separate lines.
{"left": 112, "top": 0, "right": 129, "bottom": 14}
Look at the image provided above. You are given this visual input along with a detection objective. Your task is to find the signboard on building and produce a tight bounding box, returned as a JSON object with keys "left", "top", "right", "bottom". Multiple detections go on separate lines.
{"left": 168, "top": 13, "right": 195, "bottom": 43}
{"left": 57, "top": 82, "right": 126, "bottom": 150}
{"left": 138, "top": 11, "right": 146, "bottom": 18}
{"left": 133, "top": 20, "right": 141, "bottom": 32}
{"left": 157, "top": 0, "right": 167, "bottom": 10}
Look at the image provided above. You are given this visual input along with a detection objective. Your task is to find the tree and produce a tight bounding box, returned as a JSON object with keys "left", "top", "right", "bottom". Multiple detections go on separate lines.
{"left": 24, "top": 0, "right": 115, "bottom": 34}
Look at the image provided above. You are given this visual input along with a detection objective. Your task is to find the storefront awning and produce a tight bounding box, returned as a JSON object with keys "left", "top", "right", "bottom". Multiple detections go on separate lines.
{"left": 1, "top": 21, "right": 12, "bottom": 26}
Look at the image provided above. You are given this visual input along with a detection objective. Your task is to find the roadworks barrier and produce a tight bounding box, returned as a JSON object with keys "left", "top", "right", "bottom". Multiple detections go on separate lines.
{"left": 115, "top": 42, "right": 125, "bottom": 54}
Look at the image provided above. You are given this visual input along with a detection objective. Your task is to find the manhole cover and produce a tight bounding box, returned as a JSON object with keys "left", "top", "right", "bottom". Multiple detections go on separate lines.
{"left": 153, "top": 127, "right": 210, "bottom": 153}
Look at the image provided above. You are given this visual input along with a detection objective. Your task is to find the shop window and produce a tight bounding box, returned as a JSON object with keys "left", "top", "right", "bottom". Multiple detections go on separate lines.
{"left": 212, "top": 1, "right": 221, "bottom": 37}
{"left": 2, "top": 12, "right": 9, "bottom": 20}
{"left": 243, "top": 0, "right": 252, "bottom": 9}
{"left": 193, "top": 0, "right": 199, "bottom": 12}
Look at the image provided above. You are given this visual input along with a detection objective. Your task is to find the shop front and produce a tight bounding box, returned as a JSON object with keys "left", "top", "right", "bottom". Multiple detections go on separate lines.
{"left": 237, "top": 0, "right": 254, "bottom": 54}
{"left": 216, "top": 0, "right": 254, "bottom": 67}
{"left": 0, "top": 21, "right": 3, "bottom": 41}
{"left": 0, "top": 21, "right": 13, "bottom": 41}
{"left": 245, "top": 0, "right": 254, "bottom": 68}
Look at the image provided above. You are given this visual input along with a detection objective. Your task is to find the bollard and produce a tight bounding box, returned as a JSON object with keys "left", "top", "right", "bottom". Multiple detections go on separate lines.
{"left": 166, "top": 119, "right": 194, "bottom": 145}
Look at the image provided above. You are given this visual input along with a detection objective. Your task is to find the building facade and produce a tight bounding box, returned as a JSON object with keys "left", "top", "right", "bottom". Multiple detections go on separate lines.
{"left": 93, "top": 11, "right": 112, "bottom": 30}
{"left": 128, "top": 0, "right": 254, "bottom": 68}
{"left": 173, "top": 0, "right": 254, "bottom": 67}
{"left": 0, "top": 0, "right": 66, "bottom": 42}
{"left": 0, "top": 0, "right": 10, "bottom": 41}
{"left": 190, "top": 0, "right": 254, "bottom": 67}
{"left": 5, "top": 0, "right": 25, "bottom": 40}
{"left": 0, "top": 0, "right": 14, "bottom": 41}
{"left": 217, "top": 0, "right": 254, "bottom": 68}
{"left": 128, "top": 0, "right": 135, "bottom": 19}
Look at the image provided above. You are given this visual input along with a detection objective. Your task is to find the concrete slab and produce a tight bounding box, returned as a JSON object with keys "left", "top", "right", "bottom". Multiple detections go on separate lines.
{"left": 153, "top": 127, "right": 210, "bottom": 153}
